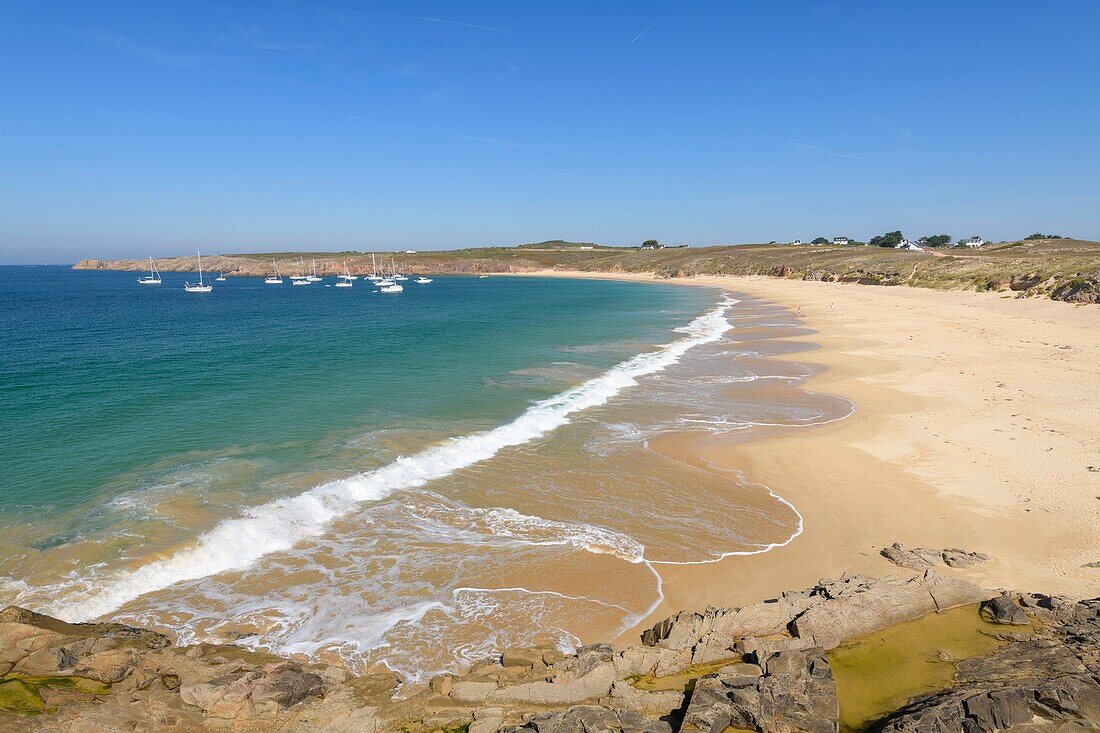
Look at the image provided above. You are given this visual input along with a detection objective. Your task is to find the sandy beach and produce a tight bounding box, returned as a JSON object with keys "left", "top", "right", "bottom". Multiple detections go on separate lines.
{"left": 509, "top": 271, "right": 1100, "bottom": 642}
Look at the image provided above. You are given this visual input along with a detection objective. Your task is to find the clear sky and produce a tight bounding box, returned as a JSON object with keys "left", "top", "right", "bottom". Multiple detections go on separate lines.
{"left": 2, "top": 1, "right": 1098, "bottom": 263}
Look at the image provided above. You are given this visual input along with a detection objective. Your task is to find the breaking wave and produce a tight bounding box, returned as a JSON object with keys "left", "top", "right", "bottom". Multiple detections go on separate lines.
{"left": 48, "top": 298, "right": 738, "bottom": 621}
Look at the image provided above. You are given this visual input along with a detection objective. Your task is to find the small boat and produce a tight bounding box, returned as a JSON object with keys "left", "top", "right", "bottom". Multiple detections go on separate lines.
{"left": 265, "top": 260, "right": 283, "bottom": 284}
{"left": 380, "top": 257, "right": 404, "bottom": 291}
{"left": 137, "top": 257, "right": 161, "bottom": 285}
{"left": 215, "top": 271, "right": 227, "bottom": 282}
{"left": 292, "top": 278, "right": 311, "bottom": 286}
{"left": 184, "top": 252, "right": 213, "bottom": 293}
{"left": 335, "top": 262, "right": 354, "bottom": 287}
{"left": 415, "top": 276, "right": 433, "bottom": 284}
{"left": 306, "top": 259, "right": 323, "bottom": 282}
{"left": 290, "top": 258, "right": 308, "bottom": 281}
{"left": 367, "top": 253, "right": 383, "bottom": 281}
{"left": 478, "top": 274, "right": 490, "bottom": 279}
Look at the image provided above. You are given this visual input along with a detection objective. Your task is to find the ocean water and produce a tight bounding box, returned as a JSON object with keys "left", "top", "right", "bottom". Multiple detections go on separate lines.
{"left": 0, "top": 265, "right": 852, "bottom": 681}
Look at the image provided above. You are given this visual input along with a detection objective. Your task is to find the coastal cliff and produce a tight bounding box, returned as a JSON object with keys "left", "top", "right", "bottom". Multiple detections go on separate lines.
{"left": 71, "top": 238, "right": 1100, "bottom": 303}
{"left": 3, "top": 571, "right": 1098, "bottom": 732}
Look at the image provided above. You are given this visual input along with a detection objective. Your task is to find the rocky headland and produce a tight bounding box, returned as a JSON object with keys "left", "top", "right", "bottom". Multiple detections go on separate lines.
{"left": 2, "top": 571, "right": 1098, "bottom": 732}
{"left": 70, "top": 237, "right": 1100, "bottom": 303}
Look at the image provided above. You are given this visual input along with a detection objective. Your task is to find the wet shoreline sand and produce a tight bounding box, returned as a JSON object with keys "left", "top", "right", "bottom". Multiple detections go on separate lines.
{"left": 505, "top": 271, "right": 1100, "bottom": 646}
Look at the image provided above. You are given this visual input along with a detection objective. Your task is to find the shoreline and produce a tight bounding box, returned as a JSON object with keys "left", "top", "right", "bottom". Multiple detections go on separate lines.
{"left": 501, "top": 269, "right": 1100, "bottom": 645}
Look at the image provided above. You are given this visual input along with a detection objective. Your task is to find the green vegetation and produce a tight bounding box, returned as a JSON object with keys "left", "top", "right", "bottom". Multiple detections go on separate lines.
{"left": 920, "top": 234, "right": 952, "bottom": 247}
{"left": 0, "top": 675, "right": 111, "bottom": 716}
{"left": 811, "top": 237, "right": 829, "bottom": 245}
{"left": 1024, "top": 232, "right": 1065, "bottom": 240}
{"left": 827, "top": 605, "right": 1008, "bottom": 732}
{"left": 81, "top": 237, "right": 1100, "bottom": 302}
{"left": 869, "top": 231, "right": 904, "bottom": 248}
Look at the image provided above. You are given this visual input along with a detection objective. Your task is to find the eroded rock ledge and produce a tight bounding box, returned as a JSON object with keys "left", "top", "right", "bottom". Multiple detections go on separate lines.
{"left": 1, "top": 571, "right": 1097, "bottom": 732}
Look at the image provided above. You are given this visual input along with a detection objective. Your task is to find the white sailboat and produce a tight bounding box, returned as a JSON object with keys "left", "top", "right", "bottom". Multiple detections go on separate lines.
{"left": 215, "top": 271, "right": 227, "bottom": 282}
{"left": 290, "top": 258, "right": 308, "bottom": 281}
{"left": 183, "top": 252, "right": 213, "bottom": 293}
{"left": 335, "top": 262, "right": 353, "bottom": 287}
{"left": 265, "top": 260, "right": 283, "bottom": 284}
{"left": 380, "top": 257, "right": 404, "bottom": 292}
{"left": 306, "top": 259, "right": 323, "bottom": 282}
{"left": 137, "top": 257, "right": 161, "bottom": 285}
{"left": 367, "top": 253, "right": 383, "bottom": 282}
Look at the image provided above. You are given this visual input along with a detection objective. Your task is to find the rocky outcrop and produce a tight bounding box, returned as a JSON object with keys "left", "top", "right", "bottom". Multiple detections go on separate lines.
{"left": 680, "top": 648, "right": 838, "bottom": 733}
{"left": 3, "top": 575, "right": 1098, "bottom": 732}
{"left": 880, "top": 543, "right": 990, "bottom": 571}
{"left": 1050, "top": 277, "right": 1100, "bottom": 303}
{"left": 178, "top": 661, "right": 323, "bottom": 718}
{"left": 979, "top": 594, "right": 1030, "bottom": 626}
{"left": 641, "top": 571, "right": 990, "bottom": 660}
{"left": 878, "top": 595, "right": 1100, "bottom": 732}
{"left": 506, "top": 705, "right": 673, "bottom": 733}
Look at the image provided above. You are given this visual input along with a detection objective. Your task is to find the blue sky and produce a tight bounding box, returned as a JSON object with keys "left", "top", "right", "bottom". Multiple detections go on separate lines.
{"left": 2, "top": 1, "right": 1099, "bottom": 262}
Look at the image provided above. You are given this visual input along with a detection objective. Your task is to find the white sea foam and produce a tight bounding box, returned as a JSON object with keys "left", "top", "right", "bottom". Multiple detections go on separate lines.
{"left": 49, "top": 298, "right": 737, "bottom": 622}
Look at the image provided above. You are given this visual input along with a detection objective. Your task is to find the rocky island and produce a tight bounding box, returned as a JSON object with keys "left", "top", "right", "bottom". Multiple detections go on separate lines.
{"left": 3, "top": 570, "right": 1097, "bottom": 732}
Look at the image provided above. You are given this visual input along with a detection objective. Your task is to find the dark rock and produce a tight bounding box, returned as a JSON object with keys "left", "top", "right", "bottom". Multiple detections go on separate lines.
{"left": 878, "top": 596, "right": 1100, "bottom": 731}
{"left": 980, "top": 595, "right": 1030, "bottom": 626}
{"left": 507, "top": 705, "right": 672, "bottom": 732}
{"left": 680, "top": 647, "right": 838, "bottom": 733}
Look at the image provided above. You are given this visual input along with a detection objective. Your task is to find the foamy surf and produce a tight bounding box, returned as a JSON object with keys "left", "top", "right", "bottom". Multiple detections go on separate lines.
{"left": 47, "top": 298, "right": 738, "bottom": 622}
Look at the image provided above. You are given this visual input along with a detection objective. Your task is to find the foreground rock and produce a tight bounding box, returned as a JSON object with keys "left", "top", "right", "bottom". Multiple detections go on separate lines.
{"left": 680, "top": 648, "right": 838, "bottom": 733}
{"left": 2, "top": 572, "right": 1098, "bottom": 732}
{"left": 878, "top": 595, "right": 1100, "bottom": 731}
{"left": 642, "top": 571, "right": 990, "bottom": 660}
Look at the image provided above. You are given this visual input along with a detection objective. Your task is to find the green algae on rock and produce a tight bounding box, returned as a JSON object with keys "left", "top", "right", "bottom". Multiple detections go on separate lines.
{"left": 0, "top": 675, "right": 110, "bottom": 716}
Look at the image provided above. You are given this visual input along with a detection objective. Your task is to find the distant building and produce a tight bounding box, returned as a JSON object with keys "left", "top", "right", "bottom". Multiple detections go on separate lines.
{"left": 896, "top": 240, "right": 924, "bottom": 251}
{"left": 404, "top": 250, "right": 417, "bottom": 254}
{"left": 789, "top": 239, "right": 802, "bottom": 246}
{"left": 640, "top": 242, "right": 663, "bottom": 250}
{"left": 962, "top": 236, "right": 985, "bottom": 248}
{"left": 579, "top": 246, "right": 594, "bottom": 250}
{"left": 832, "top": 237, "right": 850, "bottom": 245}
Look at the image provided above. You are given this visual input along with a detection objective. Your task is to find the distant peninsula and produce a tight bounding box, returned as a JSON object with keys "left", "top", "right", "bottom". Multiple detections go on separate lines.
{"left": 73, "top": 238, "right": 1100, "bottom": 303}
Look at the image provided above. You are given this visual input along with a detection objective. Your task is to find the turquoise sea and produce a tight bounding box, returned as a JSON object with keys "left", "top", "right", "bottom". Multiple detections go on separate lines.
{"left": 0, "top": 267, "right": 709, "bottom": 517}
{"left": 0, "top": 265, "right": 850, "bottom": 680}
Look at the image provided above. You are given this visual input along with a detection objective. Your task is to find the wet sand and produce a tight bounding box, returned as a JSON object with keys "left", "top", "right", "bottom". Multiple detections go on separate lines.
{"left": 509, "top": 271, "right": 1100, "bottom": 643}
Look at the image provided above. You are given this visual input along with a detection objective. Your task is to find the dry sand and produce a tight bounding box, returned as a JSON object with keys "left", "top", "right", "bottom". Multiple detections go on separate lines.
{"left": 509, "top": 270, "right": 1100, "bottom": 641}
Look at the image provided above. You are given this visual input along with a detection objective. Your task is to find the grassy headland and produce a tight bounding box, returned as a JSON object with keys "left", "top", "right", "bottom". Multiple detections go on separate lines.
{"left": 73, "top": 237, "right": 1100, "bottom": 302}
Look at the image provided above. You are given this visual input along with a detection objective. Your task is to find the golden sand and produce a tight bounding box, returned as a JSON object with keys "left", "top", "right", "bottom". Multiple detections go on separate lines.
{"left": 507, "top": 271, "right": 1100, "bottom": 643}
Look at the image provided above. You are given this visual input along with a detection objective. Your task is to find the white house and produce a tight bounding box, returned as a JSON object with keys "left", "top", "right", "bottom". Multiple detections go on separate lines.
{"left": 833, "top": 237, "right": 850, "bottom": 245}
{"left": 789, "top": 239, "right": 802, "bottom": 246}
{"left": 962, "top": 236, "right": 985, "bottom": 248}
{"left": 896, "top": 240, "right": 924, "bottom": 251}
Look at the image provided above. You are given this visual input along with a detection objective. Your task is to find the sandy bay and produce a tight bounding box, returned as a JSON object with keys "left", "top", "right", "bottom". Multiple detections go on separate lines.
{"left": 505, "top": 271, "right": 1100, "bottom": 645}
